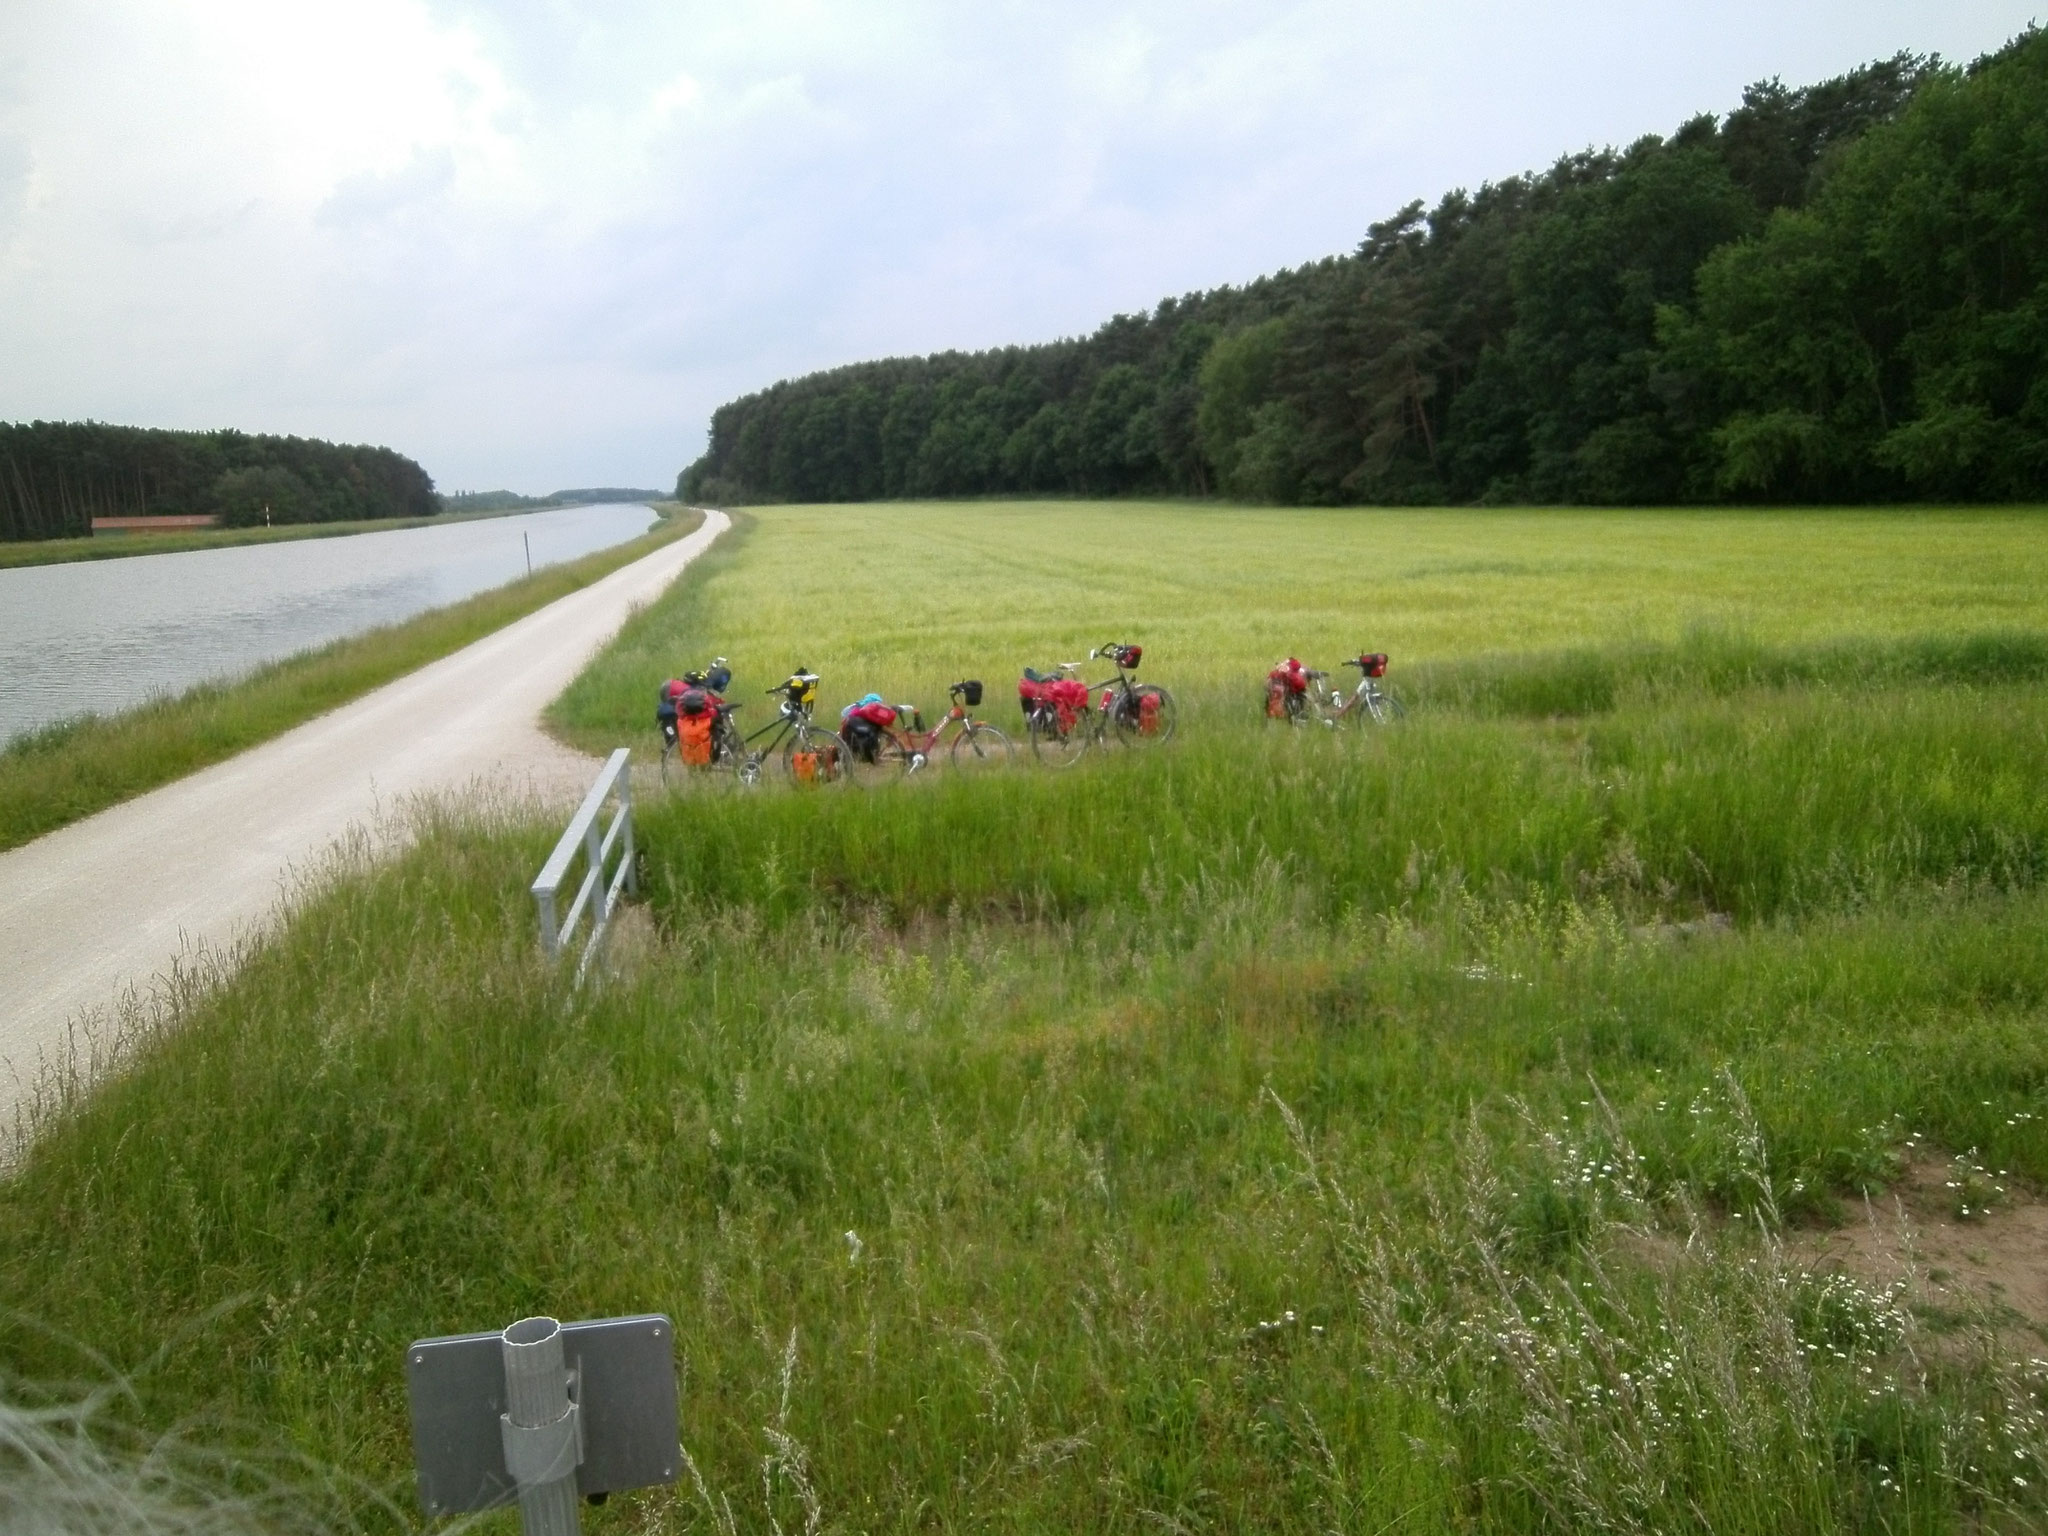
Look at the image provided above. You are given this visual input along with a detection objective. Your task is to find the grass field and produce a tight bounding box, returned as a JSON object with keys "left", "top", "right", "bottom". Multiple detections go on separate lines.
{"left": 0, "top": 505, "right": 553, "bottom": 569}
{"left": 6, "top": 500, "right": 2048, "bottom": 1534}
{"left": 0, "top": 507, "right": 698, "bottom": 852}
{"left": 550, "top": 502, "right": 2048, "bottom": 747}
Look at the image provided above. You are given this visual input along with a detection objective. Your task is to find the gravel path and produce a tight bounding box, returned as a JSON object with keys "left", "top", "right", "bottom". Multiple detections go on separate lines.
{"left": 0, "top": 510, "right": 728, "bottom": 1136}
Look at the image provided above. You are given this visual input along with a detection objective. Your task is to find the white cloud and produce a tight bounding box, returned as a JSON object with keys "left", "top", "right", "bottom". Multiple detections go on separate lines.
{"left": 0, "top": 0, "right": 2040, "bottom": 489}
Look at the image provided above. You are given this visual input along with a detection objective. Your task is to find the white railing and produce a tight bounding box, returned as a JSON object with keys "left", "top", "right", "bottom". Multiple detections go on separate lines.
{"left": 532, "top": 748, "right": 637, "bottom": 982}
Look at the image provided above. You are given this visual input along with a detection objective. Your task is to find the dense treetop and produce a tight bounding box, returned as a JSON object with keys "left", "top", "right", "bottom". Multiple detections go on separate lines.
{"left": 681, "top": 33, "right": 2046, "bottom": 506}
{"left": 0, "top": 422, "right": 436, "bottom": 542}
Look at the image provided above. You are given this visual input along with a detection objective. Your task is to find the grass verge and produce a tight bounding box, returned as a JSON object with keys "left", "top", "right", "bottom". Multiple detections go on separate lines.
{"left": 0, "top": 507, "right": 700, "bottom": 852}
{"left": 3, "top": 775, "right": 2047, "bottom": 1531}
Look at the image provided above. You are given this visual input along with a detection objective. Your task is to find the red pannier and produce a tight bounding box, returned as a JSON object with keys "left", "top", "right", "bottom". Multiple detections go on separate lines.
{"left": 1048, "top": 678, "right": 1087, "bottom": 727}
{"left": 1359, "top": 652, "right": 1389, "bottom": 678}
{"left": 1137, "top": 691, "right": 1164, "bottom": 735}
{"left": 1266, "top": 657, "right": 1309, "bottom": 718}
{"left": 1020, "top": 674, "right": 1088, "bottom": 729}
{"left": 679, "top": 712, "right": 716, "bottom": 765}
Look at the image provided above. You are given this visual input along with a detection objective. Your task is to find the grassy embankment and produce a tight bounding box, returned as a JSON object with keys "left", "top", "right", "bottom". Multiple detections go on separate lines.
{"left": 0, "top": 503, "right": 577, "bottom": 569}
{"left": 6, "top": 501, "right": 2048, "bottom": 1534}
{"left": 0, "top": 506, "right": 700, "bottom": 853}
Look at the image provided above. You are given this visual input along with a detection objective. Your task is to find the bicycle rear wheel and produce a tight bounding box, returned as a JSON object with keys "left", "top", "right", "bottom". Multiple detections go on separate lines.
{"left": 781, "top": 722, "right": 846, "bottom": 785}
{"left": 847, "top": 734, "right": 914, "bottom": 787}
{"left": 1112, "top": 684, "right": 1176, "bottom": 747}
{"left": 950, "top": 721, "right": 1014, "bottom": 771}
{"left": 1026, "top": 707, "right": 1087, "bottom": 768}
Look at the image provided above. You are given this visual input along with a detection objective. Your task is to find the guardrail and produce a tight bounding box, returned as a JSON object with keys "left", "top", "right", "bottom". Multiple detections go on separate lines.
{"left": 532, "top": 748, "right": 637, "bottom": 982}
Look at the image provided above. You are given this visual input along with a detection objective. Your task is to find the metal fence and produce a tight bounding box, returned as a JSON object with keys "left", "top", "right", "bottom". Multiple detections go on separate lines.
{"left": 532, "top": 748, "right": 637, "bottom": 983}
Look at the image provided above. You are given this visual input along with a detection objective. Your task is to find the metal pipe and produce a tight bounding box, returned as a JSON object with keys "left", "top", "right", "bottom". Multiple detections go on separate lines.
{"left": 501, "top": 1316, "right": 581, "bottom": 1536}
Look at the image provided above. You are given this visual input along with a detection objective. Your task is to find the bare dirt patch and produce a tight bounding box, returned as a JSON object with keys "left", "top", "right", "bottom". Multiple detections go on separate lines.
{"left": 1795, "top": 1158, "right": 2048, "bottom": 1347}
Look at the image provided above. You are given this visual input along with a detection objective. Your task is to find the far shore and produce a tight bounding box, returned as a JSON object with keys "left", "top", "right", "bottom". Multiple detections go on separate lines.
{"left": 0, "top": 499, "right": 657, "bottom": 570}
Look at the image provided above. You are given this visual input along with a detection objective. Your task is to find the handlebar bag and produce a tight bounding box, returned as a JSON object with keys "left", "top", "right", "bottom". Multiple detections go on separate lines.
{"left": 957, "top": 679, "right": 984, "bottom": 707}
{"left": 705, "top": 664, "right": 733, "bottom": 693}
{"left": 1116, "top": 645, "right": 1143, "bottom": 669}
{"left": 1362, "top": 653, "right": 1388, "bottom": 678}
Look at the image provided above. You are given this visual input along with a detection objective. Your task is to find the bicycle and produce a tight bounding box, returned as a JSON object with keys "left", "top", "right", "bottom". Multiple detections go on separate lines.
{"left": 1022, "top": 642, "right": 1174, "bottom": 767}
{"left": 660, "top": 699, "right": 760, "bottom": 787}
{"left": 1312, "top": 652, "right": 1406, "bottom": 725}
{"left": 658, "top": 659, "right": 761, "bottom": 787}
{"left": 738, "top": 669, "right": 846, "bottom": 784}
{"left": 841, "top": 680, "right": 1016, "bottom": 785}
{"left": 1266, "top": 658, "right": 1326, "bottom": 726}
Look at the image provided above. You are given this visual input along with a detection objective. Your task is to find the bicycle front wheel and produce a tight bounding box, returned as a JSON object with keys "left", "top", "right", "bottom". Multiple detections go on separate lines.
{"left": 1364, "top": 688, "right": 1407, "bottom": 725}
{"left": 1026, "top": 708, "right": 1087, "bottom": 768}
{"left": 950, "top": 721, "right": 1014, "bottom": 772}
{"left": 1113, "top": 685, "right": 1176, "bottom": 747}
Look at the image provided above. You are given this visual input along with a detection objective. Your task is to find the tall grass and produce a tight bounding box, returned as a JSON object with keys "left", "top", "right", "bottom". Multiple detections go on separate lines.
{"left": 0, "top": 509, "right": 699, "bottom": 851}
{"left": 4, "top": 776, "right": 2048, "bottom": 1529}
{"left": 636, "top": 680, "right": 2048, "bottom": 928}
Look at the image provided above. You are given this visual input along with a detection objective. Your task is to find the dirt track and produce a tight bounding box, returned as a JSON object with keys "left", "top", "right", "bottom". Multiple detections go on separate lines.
{"left": 0, "top": 510, "right": 728, "bottom": 1134}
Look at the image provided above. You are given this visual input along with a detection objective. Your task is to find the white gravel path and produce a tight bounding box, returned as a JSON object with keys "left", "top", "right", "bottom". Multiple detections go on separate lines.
{"left": 0, "top": 510, "right": 728, "bottom": 1136}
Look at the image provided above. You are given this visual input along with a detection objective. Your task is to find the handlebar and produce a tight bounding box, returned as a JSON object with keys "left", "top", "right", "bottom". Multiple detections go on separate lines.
{"left": 1342, "top": 658, "right": 1364, "bottom": 670}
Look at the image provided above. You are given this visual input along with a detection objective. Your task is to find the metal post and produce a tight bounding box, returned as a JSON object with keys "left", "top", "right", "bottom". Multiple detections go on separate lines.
{"left": 500, "top": 1316, "right": 581, "bottom": 1536}
{"left": 618, "top": 761, "right": 638, "bottom": 898}
{"left": 582, "top": 815, "right": 605, "bottom": 919}
{"left": 536, "top": 888, "right": 560, "bottom": 962}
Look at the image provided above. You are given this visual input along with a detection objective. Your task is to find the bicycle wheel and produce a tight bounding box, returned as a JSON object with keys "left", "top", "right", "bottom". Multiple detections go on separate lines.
{"left": 1026, "top": 707, "right": 1087, "bottom": 768}
{"left": 1112, "top": 684, "right": 1176, "bottom": 747}
{"left": 780, "top": 723, "right": 847, "bottom": 786}
{"left": 847, "top": 733, "right": 915, "bottom": 787}
{"left": 710, "top": 718, "right": 760, "bottom": 785}
{"left": 1364, "top": 688, "right": 1407, "bottom": 725}
{"left": 950, "top": 721, "right": 1014, "bottom": 771}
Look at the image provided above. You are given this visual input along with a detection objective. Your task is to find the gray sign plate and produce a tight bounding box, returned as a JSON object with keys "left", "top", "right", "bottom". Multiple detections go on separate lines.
{"left": 406, "top": 1314, "right": 678, "bottom": 1516}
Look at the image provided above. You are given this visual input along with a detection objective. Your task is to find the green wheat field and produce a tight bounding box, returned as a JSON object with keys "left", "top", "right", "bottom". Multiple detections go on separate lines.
{"left": 7, "top": 501, "right": 2048, "bottom": 1534}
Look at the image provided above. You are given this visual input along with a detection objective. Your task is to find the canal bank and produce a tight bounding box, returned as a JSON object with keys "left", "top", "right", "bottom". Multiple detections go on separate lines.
{"left": 0, "top": 509, "right": 728, "bottom": 1143}
{"left": 0, "top": 507, "right": 702, "bottom": 853}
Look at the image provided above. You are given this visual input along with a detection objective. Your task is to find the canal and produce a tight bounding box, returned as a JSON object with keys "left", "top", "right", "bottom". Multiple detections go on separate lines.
{"left": 0, "top": 502, "right": 659, "bottom": 744}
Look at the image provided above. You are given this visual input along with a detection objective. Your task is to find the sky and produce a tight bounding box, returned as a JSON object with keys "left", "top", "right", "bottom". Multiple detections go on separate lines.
{"left": 0, "top": 2, "right": 2040, "bottom": 494}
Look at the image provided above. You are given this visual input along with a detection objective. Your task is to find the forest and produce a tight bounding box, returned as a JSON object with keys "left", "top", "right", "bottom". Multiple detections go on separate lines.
{"left": 0, "top": 422, "right": 436, "bottom": 542}
{"left": 681, "top": 32, "right": 2047, "bottom": 507}
{"left": 439, "top": 486, "right": 668, "bottom": 513}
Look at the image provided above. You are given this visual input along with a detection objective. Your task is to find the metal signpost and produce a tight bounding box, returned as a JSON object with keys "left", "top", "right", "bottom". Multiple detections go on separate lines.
{"left": 406, "top": 1314, "right": 679, "bottom": 1535}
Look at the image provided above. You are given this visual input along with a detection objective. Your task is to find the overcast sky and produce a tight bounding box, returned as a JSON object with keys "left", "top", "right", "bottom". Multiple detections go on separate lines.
{"left": 1, "top": 2, "right": 2039, "bottom": 493}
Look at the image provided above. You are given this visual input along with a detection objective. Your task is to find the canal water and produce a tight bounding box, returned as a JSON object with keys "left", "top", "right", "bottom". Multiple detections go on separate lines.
{"left": 0, "top": 502, "right": 659, "bottom": 745}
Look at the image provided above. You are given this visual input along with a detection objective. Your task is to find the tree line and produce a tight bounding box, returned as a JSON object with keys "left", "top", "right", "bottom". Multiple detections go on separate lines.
{"left": 440, "top": 487, "right": 668, "bottom": 513}
{"left": 681, "top": 32, "right": 2046, "bottom": 507}
{"left": 0, "top": 422, "right": 437, "bottom": 542}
